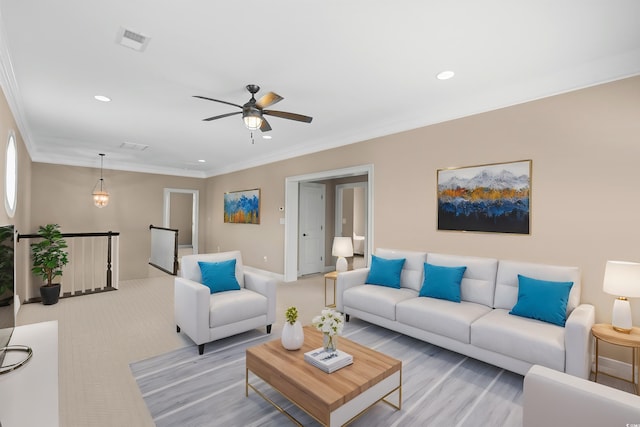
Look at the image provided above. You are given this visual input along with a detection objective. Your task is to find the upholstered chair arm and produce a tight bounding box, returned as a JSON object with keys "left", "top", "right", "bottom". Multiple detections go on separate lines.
{"left": 336, "top": 268, "right": 370, "bottom": 312}
{"left": 244, "top": 271, "right": 277, "bottom": 324}
{"left": 174, "top": 277, "right": 211, "bottom": 345}
{"left": 564, "top": 303, "right": 595, "bottom": 379}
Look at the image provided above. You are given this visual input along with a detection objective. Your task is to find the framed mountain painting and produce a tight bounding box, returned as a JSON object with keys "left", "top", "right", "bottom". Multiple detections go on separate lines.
{"left": 224, "top": 188, "right": 260, "bottom": 224}
{"left": 437, "top": 160, "right": 531, "bottom": 234}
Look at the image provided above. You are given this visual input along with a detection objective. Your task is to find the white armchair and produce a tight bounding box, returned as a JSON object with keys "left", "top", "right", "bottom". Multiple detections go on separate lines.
{"left": 174, "top": 251, "right": 276, "bottom": 355}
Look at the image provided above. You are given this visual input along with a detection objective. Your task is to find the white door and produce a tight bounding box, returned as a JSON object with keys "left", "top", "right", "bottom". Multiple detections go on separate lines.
{"left": 299, "top": 182, "right": 326, "bottom": 276}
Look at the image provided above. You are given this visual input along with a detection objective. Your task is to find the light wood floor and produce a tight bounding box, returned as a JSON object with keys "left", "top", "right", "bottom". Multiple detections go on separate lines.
{"left": 17, "top": 272, "right": 329, "bottom": 427}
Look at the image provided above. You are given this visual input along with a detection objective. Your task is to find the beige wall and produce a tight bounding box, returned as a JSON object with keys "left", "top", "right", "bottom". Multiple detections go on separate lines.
{"left": 169, "top": 192, "right": 193, "bottom": 246}
{"left": 206, "top": 76, "right": 640, "bottom": 361}
{"left": 30, "top": 164, "right": 206, "bottom": 288}
{"left": 0, "top": 87, "right": 32, "bottom": 303}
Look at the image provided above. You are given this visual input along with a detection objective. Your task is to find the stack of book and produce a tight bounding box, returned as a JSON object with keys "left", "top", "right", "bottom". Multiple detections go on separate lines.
{"left": 304, "top": 347, "right": 353, "bottom": 373}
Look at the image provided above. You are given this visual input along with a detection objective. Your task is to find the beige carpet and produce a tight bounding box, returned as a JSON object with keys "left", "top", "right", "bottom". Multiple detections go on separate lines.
{"left": 17, "top": 273, "right": 327, "bottom": 427}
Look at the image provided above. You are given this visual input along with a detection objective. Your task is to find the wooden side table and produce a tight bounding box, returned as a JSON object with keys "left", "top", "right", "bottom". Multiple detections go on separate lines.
{"left": 591, "top": 323, "right": 640, "bottom": 394}
{"left": 324, "top": 271, "right": 338, "bottom": 307}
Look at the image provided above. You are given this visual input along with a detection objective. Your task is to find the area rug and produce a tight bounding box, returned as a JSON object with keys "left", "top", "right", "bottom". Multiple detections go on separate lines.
{"left": 130, "top": 319, "right": 523, "bottom": 426}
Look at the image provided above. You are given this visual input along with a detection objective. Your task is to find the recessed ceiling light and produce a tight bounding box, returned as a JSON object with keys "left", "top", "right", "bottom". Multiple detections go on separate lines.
{"left": 262, "top": 135, "right": 272, "bottom": 140}
{"left": 198, "top": 159, "right": 206, "bottom": 163}
{"left": 436, "top": 71, "right": 455, "bottom": 80}
{"left": 94, "top": 95, "right": 111, "bottom": 102}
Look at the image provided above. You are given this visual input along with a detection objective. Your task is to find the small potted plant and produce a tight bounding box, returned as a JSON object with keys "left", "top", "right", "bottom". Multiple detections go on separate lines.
{"left": 0, "top": 225, "right": 14, "bottom": 306}
{"left": 31, "top": 224, "right": 69, "bottom": 305}
{"left": 281, "top": 306, "right": 304, "bottom": 350}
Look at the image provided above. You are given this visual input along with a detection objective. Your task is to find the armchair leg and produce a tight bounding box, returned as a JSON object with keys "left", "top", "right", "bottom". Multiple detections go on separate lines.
{"left": 198, "top": 344, "right": 205, "bottom": 355}
{"left": 176, "top": 325, "right": 181, "bottom": 333}
{"left": 266, "top": 324, "right": 272, "bottom": 334}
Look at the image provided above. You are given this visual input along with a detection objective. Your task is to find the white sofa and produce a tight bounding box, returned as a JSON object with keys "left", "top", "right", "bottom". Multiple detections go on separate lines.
{"left": 174, "top": 251, "right": 277, "bottom": 354}
{"left": 336, "top": 248, "right": 595, "bottom": 379}
{"left": 524, "top": 364, "right": 640, "bottom": 426}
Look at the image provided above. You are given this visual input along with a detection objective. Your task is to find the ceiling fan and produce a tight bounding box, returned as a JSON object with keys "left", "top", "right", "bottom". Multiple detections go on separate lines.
{"left": 194, "top": 84, "right": 313, "bottom": 132}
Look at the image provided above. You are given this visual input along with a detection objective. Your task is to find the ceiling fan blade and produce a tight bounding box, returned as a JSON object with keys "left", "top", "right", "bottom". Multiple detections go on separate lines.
{"left": 193, "top": 95, "right": 243, "bottom": 109}
{"left": 202, "top": 111, "right": 242, "bottom": 121}
{"left": 264, "top": 110, "right": 313, "bottom": 123}
{"left": 256, "top": 92, "right": 283, "bottom": 109}
{"left": 260, "top": 117, "right": 272, "bottom": 132}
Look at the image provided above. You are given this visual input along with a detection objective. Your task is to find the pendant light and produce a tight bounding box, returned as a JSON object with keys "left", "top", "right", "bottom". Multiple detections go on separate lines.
{"left": 92, "top": 153, "right": 109, "bottom": 208}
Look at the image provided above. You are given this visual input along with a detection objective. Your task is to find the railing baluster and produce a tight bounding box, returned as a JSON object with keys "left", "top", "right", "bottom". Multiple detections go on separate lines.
{"left": 17, "top": 230, "right": 120, "bottom": 303}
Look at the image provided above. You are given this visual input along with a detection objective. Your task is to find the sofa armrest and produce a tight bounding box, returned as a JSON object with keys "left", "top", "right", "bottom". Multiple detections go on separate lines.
{"left": 244, "top": 271, "right": 277, "bottom": 324}
{"left": 524, "top": 364, "right": 640, "bottom": 427}
{"left": 564, "top": 303, "right": 595, "bottom": 379}
{"left": 174, "top": 277, "right": 211, "bottom": 345}
{"left": 336, "top": 268, "right": 370, "bottom": 312}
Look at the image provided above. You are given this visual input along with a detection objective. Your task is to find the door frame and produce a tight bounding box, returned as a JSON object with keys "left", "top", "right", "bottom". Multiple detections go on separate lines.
{"left": 284, "top": 164, "right": 374, "bottom": 282}
{"left": 163, "top": 188, "right": 199, "bottom": 254}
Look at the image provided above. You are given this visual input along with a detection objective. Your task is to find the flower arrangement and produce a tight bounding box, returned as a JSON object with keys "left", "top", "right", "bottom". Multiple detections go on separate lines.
{"left": 285, "top": 306, "right": 299, "bottom": 325}
{"left": 312, "top": 308, "right": 344, "bottom": 337}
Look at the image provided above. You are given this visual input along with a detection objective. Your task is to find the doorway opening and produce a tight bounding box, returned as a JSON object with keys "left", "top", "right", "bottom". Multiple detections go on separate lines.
{"left": 284, "top": 164, "right": 373, "bottom": 282}
{"left": 163, "top": 188, "right": 199, "bottom": 256}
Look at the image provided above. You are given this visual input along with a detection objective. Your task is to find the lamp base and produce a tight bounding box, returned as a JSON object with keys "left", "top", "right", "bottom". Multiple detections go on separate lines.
{"left": 336, "top": 257, "right": 348, "bottom": 272}
{"left": 612, "top": 297, "right": 633, "bottom": 334}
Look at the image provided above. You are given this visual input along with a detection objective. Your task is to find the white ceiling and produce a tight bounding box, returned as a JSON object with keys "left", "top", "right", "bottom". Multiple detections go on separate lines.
{"left": 0, "top": 1, "right": 639, "bottom": 178}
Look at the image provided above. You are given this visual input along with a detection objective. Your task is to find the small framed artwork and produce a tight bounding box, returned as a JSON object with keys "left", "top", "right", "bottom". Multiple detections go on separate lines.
{"left": 224, "top": 188, "right": 260, "bottom": 224}
{"left": 437, "top": 160, "right": 531, "bottom": 234}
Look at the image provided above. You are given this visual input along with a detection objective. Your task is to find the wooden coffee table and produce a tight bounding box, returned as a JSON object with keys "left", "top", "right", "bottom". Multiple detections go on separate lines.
{"left": 246, "top": 326, "right": 402, "bottom": 426}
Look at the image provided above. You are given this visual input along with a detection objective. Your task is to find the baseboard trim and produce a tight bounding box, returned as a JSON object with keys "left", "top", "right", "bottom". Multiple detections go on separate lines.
{"left": 594, "top": 355, "right": 637, "bottom": 382}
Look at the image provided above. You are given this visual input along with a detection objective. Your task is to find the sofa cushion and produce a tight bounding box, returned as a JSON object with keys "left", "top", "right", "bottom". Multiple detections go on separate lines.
{"left": 366, "top": 255, "right": 405, "bottom": 288}
{"left": 376, "top": 248, "right": 428, "bottom": 292}
{"left": 397, "top": 297, "right": 491, "bottom": 343}
{"left": 494, "top": 260, "right": 580, "bottom": 314}
{"left": 209, "top": 288, "right": 267, "bottom": 328}
{"left": 471, "top": 309, "right": 566, "bottom": 372}
{"left": 510, "top": 275, "right": 574, "bottom": 326}
{"left": 180, "top": 251, "right": 245, "bottom": 287}
{"left": 419, "top": 263, "right": 466, "bottom": 302}
{"left": 427, "top": 253, "right": 498, "bottom": 307}
{"left": 343, "top": 284, "right": 417, "bottom": 321}
{"left": 198, "top": 259, "right": 241, "bottom": 294}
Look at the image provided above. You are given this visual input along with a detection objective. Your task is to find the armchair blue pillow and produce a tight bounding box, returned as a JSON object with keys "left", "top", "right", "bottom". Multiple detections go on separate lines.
{"left": 509, "top": 274, "right": 574, "bottom": 326}
{"left": 198, "top": 259, "right": 241, "bottom": 294}
{"left": 419, "top": 263, "right": 467, "bottom": 302}
{"left": 366, "top": 255, "right": 406, "bottom": 288}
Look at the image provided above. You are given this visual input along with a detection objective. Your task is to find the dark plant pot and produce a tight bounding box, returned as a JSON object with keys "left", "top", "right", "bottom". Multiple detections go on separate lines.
{"left": 0, "top": 294, "right": 13, "bottom": 306}
{"left": 40, "top": 284, "right": 61, "bottom": 305}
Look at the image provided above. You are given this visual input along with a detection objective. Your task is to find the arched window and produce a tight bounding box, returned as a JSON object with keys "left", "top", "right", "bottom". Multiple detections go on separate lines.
{"left": 5, "top": 131, "right": 17, "bottom": 217}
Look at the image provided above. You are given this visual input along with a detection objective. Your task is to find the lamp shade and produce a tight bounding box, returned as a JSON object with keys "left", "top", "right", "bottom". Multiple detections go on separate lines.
{"left": 332, "top": 237, "right": 354, "bottom": 258}
{"left": 603, "top": 260, "right": 640, "bottom": 298}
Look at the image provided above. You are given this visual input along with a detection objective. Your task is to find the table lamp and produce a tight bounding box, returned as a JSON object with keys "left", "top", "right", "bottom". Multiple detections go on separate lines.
{"left": 332, "top": 237, "right": 353, "bottom": 272}
{"left": 603, "top": 260, "right": 640, "bottom": 333}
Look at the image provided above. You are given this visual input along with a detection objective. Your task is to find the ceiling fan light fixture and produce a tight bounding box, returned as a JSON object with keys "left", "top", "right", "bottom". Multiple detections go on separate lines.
{"left": 243, "top": 110, "right": 263, "bottom": 131}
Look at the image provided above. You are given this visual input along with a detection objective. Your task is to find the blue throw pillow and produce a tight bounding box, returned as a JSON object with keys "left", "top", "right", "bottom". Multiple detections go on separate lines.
{"left": 509, "top": 275, "right": 574, "bottom": 326}
{"left": 365, "top": 255, "right": 405, "bottom": 288}
{"left": 198, "top": 259, "right": 241, "bottom": 294}
{"left": 419, "top": 263, "right": 467, "bottom": 302}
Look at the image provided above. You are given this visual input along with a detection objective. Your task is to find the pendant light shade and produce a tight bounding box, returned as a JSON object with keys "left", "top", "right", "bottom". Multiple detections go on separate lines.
{"left": 92, "top": 153, "right": 109, "bottom": 208}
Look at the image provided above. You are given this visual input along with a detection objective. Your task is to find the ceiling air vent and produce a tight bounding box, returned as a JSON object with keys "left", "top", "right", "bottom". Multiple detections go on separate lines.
{"left": 120, "top": 141, "right": 149, "bottom": 151}
{"left": 116, "top": 27, "right": 150, "bottom": 52}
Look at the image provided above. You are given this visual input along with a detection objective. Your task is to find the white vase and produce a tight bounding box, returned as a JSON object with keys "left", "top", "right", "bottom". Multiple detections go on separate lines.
{"left": 281, "top": 321, "right": 304, "bottom": 350}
